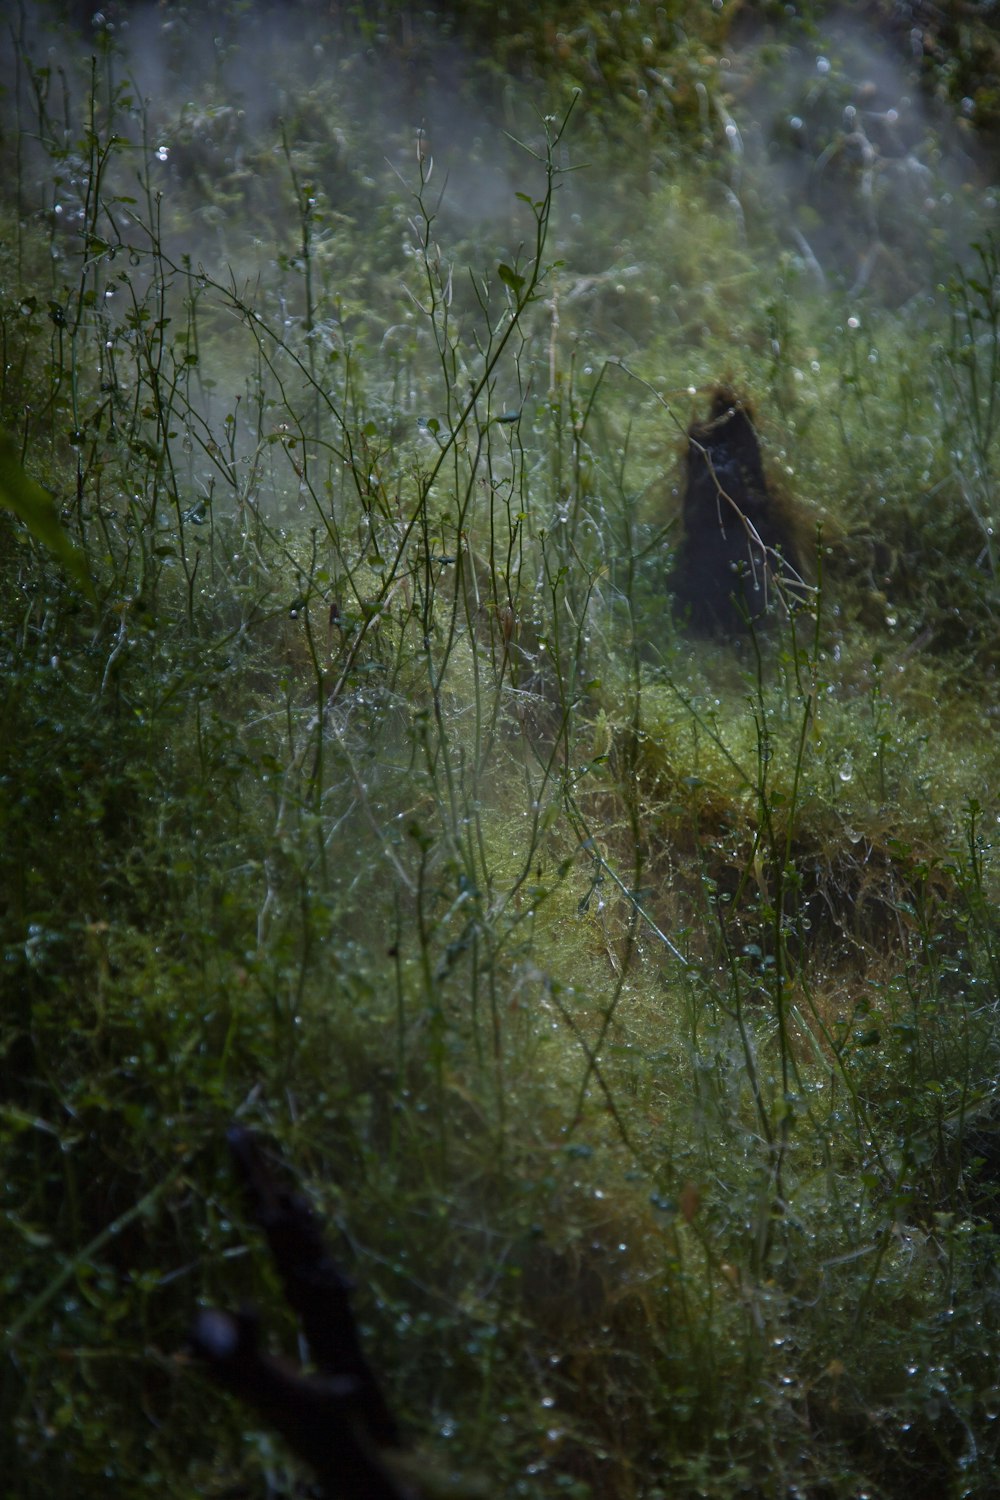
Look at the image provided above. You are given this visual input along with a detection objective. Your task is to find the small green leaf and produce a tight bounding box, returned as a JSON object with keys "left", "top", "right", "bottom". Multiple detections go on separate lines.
{"left": 0, "top": 430, "right": 95, "bottom": 601}
{"left": 497, "top": 262, "right": 525, "bottom": 295}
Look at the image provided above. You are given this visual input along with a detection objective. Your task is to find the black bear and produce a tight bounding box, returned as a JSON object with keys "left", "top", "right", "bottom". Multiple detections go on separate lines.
{"left": 670, "top": 388, "right": 808, "bottom": 634}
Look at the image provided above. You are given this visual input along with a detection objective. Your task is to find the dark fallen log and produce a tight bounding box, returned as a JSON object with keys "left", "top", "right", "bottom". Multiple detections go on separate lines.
{"left": 189, "top": 1125, "right": 414, "bottom": 1500}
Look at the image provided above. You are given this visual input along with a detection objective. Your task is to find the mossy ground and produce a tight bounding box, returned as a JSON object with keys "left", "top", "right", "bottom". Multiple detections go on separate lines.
{"left": 2, "top": 4, "right": 1000, "bottom": 1498}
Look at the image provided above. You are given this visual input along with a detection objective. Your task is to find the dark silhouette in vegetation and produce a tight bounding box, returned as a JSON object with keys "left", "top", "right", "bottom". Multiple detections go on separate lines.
{"left": 670, "top": 387, "right": 808, "bottom": 634}
{"left": 190, "top": 1126, "right": 412, "bottom": 1500}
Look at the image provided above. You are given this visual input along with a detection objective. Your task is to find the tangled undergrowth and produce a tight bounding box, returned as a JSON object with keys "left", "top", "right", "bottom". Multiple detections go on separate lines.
{"left": 2, "top": 4, "right": 1000, "bottom": 1498}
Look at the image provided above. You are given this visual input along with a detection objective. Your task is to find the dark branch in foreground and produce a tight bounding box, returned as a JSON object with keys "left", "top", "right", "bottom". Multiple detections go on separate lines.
{"left": 188, "top": 1125, "right": 413, "bottom": 1500}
